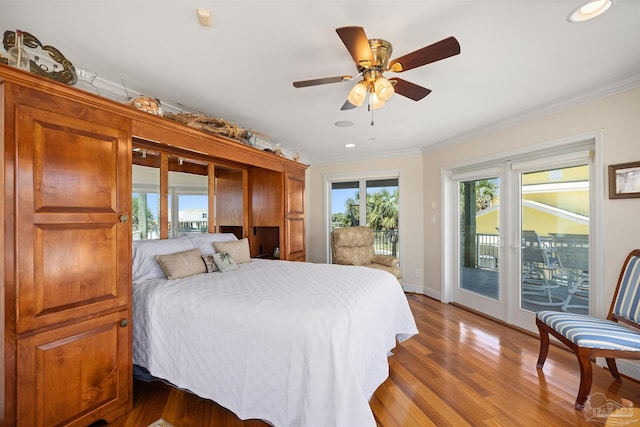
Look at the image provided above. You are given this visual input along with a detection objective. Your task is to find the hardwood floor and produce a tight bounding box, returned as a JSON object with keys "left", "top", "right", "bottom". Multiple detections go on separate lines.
{"left": 111, "top": 294, "right": 640, "bottom": 426}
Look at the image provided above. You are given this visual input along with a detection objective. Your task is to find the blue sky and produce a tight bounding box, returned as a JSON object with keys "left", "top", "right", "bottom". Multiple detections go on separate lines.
{"left": 138, "top": 190, "right": 400, "bottom": 219}
{"left": 331, "top": 188, "right": 359, "bottom": 215}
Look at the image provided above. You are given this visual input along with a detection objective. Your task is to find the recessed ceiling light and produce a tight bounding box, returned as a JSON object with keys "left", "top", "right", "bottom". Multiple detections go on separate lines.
{"left": 568, "top": 0, "right": 614, "bottom": 23}
{"left": 335, "top": 120, "right": 354, "bottom": 127}
{"left": 345, "top": 143, "right": 356, "bottom": 148}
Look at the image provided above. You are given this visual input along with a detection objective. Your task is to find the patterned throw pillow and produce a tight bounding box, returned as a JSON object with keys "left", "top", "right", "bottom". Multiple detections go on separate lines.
{"left": 155, "top": 248, "right": 206, "bottom": 279}
{"left": 212, "top": 252, "right": 238, "bottom": 273}
{"left": 212, "top": 238, "right": 251, "bottom": 264}
{"left": 201, "top": 254, "right": 219, "bottom": 273}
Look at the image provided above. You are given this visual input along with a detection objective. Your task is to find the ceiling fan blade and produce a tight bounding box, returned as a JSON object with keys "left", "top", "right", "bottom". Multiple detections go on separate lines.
{"left": 336, "top": 26, "right": 374, "bottom": 68}
{"left": 389, "top": 78, "right": 432, "bottom": 101}
{"left": 293, "top": 75, "right": 353, "bottom": 88}
{"left": 340, "top": 100, "right": 357, "bottom": 110}
{"left": 389, "top": 36, "right": 460, "bottom": 72}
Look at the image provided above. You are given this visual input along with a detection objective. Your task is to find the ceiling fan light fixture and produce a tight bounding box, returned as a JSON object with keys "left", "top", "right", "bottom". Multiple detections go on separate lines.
{"left": 374, "top": 77, "right": 394, "bottom": 102}
{"left": 347, "top": 81, "right": 367, "bottom": 107}
{"left": 568, "top": 0, "right": 614, "bottom": 22}
{"left": 371, "top": 92, "right": 386, "bottom": 110}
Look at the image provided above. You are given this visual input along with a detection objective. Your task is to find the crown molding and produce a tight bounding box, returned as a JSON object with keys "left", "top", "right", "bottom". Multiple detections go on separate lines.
{"left": 422, "top": 71, "right": 640, "bottom": 154}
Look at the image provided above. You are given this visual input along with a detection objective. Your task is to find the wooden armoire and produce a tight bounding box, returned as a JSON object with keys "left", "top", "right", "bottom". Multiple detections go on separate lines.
{"left": 1, "top": 64, "right": 307, "bottom": 426}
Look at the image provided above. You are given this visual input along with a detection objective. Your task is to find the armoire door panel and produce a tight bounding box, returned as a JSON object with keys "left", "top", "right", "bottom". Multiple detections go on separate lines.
{"left": 284, "top": 173, "right": 305, "bottom": 261}
{"left": 18, "top": 223, "right": 120, "bottom": 332}
{"left": 285, "top": 174, "right": 305, "bottom": 215}
{"left": 19, "top": 105, "right": 122, "bottom": 213}
{"left": 17, "top": 310, "right": 131, "bottom": 427}
{"left": 286, "top": 218, "right": 306, "bottom": 260}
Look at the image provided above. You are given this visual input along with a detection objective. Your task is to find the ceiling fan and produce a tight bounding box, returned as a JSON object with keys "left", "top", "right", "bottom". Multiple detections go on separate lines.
{"left": 293, "top": 26, "right": 460, "bottom": 111}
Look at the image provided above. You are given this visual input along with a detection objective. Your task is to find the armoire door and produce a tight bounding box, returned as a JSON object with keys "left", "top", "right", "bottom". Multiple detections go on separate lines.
{"left": 14, "top": 103, "right": 131, "bottom": 332}
{"left": 284, "top": 172, "right": 305, "bottom": 261}
{"left": 16, "top": 310, "right": 131, "bottom": 426}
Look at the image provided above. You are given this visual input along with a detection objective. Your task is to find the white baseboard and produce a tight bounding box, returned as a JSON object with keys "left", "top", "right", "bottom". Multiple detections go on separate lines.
{"left": 402, "top": 283, "right": 441, "bottom": 301}
{"left": 597, "top": 358, "right": 640, "bottom": 382}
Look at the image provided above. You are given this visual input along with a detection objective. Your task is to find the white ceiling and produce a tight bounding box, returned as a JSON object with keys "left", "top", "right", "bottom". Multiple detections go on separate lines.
{"left": 2, "top": 1, "right": 639, "bottom": 164}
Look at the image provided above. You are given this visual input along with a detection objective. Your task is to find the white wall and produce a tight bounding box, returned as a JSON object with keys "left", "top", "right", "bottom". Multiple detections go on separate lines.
{"left": 306, "top": 155, "right": 424, "bottom": 292}
{"left": 422, "top": 87, "right": 640, "bottom": 304}
{"left": 306, "top": 87, "right": 639, "bottom": 303}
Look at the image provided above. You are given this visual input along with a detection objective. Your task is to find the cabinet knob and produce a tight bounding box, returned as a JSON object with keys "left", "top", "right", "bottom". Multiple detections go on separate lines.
{"left": 120, "top": 214, "right": 129, "bottom": 223}
{"left": 119, "top": 318, "right": 129, "bottom": 328}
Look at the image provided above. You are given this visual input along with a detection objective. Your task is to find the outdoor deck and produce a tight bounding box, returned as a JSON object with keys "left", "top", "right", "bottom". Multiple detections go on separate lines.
{"left": 461, "top": 266, "right": 588, "bottom": 315}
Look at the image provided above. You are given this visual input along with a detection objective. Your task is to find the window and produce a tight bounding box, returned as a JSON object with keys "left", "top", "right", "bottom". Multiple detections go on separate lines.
{"left": 329, "top": 176, "right": 399, "bottom": 258}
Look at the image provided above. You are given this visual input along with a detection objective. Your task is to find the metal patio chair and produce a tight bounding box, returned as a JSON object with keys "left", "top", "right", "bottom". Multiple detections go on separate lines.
{"left": 550, "top": 233, "right": 589, "bottom": 312}
{"left": 521, "top": 230, "right": 562, "bottom": 306}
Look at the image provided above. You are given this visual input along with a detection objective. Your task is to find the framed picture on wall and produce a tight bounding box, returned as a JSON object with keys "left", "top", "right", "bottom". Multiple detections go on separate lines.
{"left": 609, "top": 161, "right": 640, "bottom": 199}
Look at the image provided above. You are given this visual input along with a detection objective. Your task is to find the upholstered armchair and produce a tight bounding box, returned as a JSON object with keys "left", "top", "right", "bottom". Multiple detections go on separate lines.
{"left": 330, "top": 226, "right": 402, "bottom": 281}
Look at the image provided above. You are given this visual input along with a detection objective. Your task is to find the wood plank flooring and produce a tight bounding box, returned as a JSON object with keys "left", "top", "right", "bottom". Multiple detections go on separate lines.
{"left": 110, "top": 294, "right": 640, "bottom": 426}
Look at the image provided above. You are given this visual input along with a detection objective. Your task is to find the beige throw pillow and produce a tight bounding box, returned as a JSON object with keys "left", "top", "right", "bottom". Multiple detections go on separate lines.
{"left": 213, "top": 238, "right": 251, "bottom": 264}
{"left": 155, "top": 248, "right": 206, "bottom": 279}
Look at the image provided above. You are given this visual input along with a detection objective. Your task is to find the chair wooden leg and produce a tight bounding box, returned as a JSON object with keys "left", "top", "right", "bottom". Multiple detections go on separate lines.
{"left": 575, "top": 350, "right": 593, "bottom": 410}
{"left": 605, "top": 358, "right": 622, "bottom": 383}
{"left": 535, "top": 320, "right": 550, "bottom": 369}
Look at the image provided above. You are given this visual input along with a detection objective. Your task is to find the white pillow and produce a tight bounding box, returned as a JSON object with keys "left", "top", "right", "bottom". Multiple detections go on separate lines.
{"left": 186, "top": 232, "right": 238, "bottom": 255}
{"left": 132, "top": 236, "right": 194, "bottom": 282}
{"left": 213, "top": 238, "right": 251, "bottom": 264}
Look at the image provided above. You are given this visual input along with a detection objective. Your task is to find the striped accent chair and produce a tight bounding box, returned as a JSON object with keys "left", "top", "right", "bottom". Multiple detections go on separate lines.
{"left": 535, "top": 249, "right": 640, "bottom": 409}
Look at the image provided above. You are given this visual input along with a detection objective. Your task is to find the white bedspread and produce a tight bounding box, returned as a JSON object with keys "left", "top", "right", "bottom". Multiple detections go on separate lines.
{"left": 133, "top": 259, "right": 417, "bottom": 427}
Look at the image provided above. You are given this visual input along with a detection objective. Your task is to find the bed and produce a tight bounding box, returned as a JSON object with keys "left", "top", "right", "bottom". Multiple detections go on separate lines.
{"left": 132, "top": 234, "right": 418, "bottom": 427}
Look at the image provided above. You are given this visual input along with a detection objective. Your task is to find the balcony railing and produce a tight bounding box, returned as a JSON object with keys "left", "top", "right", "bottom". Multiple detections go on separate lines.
{"left": 476, "top": 233, "right": 500, "bottom": 270}
{"left": 372, "top": 229, "right": 398, "bottom": 257}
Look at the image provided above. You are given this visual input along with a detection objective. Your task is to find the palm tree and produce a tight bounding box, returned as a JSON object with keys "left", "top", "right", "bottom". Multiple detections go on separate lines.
{"left": 367, "top": 188, "right": 399, "bottom": 255}
{"left": 133, "top": 196, "right": 157, "bottom": 239}
{"left": 475, "top": 179, "right": 498, "bottom": 211}
{"left": 366, "top": 188, "right": 398, "bottom": 231}
{"left": 459, "top": 179, "right": 498, "bottom": 267}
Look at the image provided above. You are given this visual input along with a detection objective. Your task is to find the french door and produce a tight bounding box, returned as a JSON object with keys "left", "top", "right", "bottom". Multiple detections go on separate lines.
{"left": 452, "top": 168, "right": 505, "bottom": 320}
{"left": 450, "top": 148, "right": 593, "bottom": 331}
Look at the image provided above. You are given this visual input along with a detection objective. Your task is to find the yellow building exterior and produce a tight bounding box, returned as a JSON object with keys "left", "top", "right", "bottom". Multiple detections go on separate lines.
{"left": 475, "top": 165, "right": 589, "bottom": 237}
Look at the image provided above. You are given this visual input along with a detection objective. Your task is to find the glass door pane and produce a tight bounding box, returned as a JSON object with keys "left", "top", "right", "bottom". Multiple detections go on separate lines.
{"left": 366, "top": 178, "right": 399, "bottom": 257}
{"left": 331, "top": 181, "right": 360, "bottom": 229}
{"left": 459, "top": 177, "right": 500, "bottom": 300}
{"left": 520, "top": 165, "right": 589, "bottom": 314}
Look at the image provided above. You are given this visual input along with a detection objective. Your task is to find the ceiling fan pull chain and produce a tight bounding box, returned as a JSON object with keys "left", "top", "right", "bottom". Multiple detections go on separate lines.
{"left": 369, "top": 91, "right": 375, "bottom": 126}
